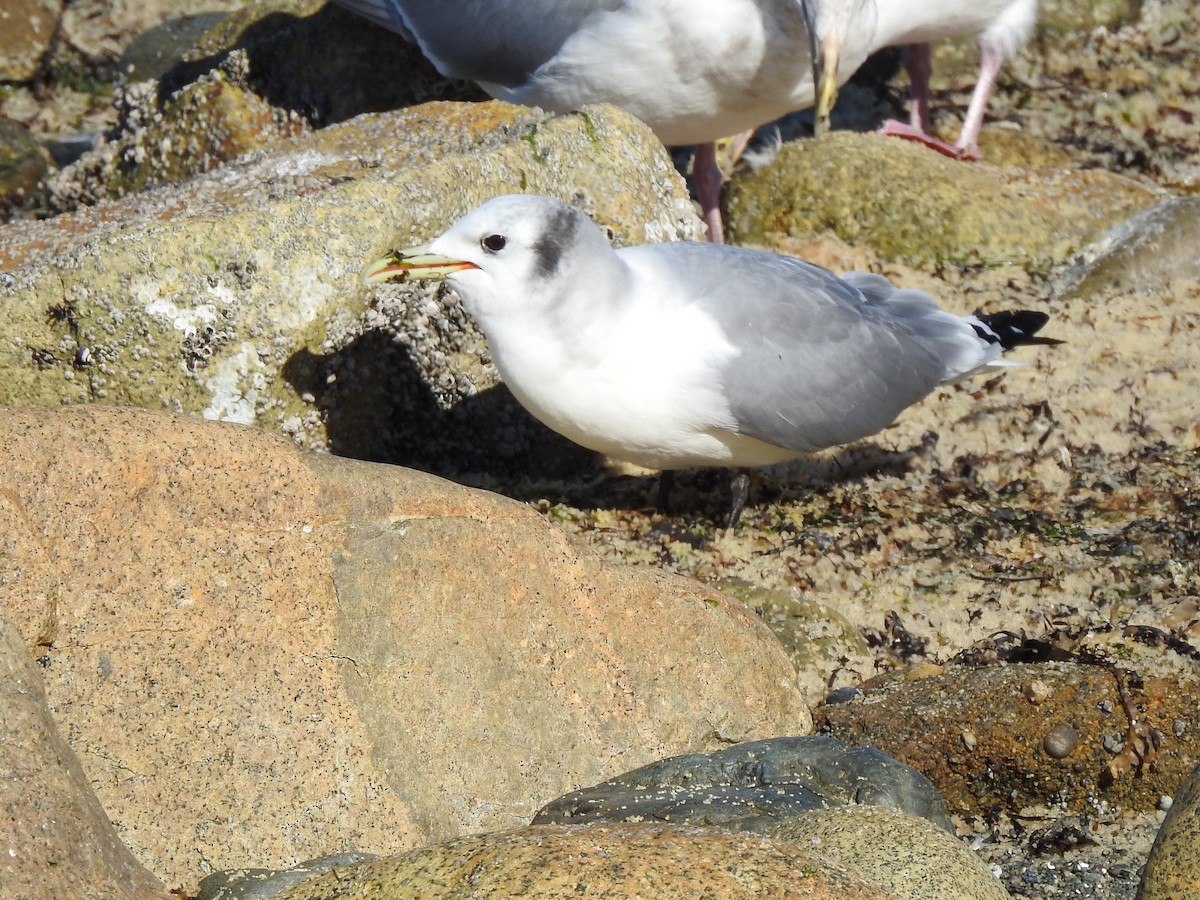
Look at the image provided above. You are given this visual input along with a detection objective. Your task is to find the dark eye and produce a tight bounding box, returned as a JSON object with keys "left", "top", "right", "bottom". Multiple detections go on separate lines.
{"left": 482, "top": 234, "right": 507, "bottom": 253}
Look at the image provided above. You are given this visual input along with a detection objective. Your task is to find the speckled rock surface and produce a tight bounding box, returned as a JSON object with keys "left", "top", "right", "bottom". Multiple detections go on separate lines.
{"left": 273, "top": 823, "right": 898, "bottom": 900}
{"left": 816, "top": 661, "right": 1200, "bottom": 816}
{"left": 0, "top": 404, "right": 807, "bottom": 894}
{"left": 533, "top": 735, "right": 953, "bottom": 834}
{"left": 0, "top": 607, "right": 170, "bottom": 900}
{"left": 0, "top": 101, "right": 701, "bottom": 467}
{"left": 770, "top": 805, "right": 1009, "bottom": 900}
{"left": 51, "top": 61, "right": 307, "bottom": 203}
{"left": 196, "top": 853, "right": 378, "bottom": 900}
{"left": 723, "top": 130, "right": 1161, "bottom": 268}
{"left": 1137, "top": 762, "right": 1200, "bottom": 900}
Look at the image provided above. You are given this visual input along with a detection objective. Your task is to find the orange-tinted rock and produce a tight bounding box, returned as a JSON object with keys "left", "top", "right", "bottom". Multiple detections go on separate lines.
{"left": 0, "top": 405, "right": 807, "bottom": 894}
{"left": 816, "top": 661, "right": 1200, "bottom": 815}
{"left": 0, "top": 608, "right": 169, "bottom": 900}
{"left": 0, "top": 0, "right": 62, "bottom": 81}
{"left": 274, "top": 823, "right": 897, "bottom": 900}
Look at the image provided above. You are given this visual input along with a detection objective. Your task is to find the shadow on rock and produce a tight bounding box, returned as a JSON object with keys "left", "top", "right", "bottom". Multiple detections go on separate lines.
{"left": 282, "top": 332, "right": 597, "bottom": 488}
{"left": 161, "top": 3, "right": 485, "bottom": 127}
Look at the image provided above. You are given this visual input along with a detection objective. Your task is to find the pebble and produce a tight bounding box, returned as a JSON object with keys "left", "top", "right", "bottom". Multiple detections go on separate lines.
{"left": 1044, "top": 723, "right": 1083, "bottom": 759}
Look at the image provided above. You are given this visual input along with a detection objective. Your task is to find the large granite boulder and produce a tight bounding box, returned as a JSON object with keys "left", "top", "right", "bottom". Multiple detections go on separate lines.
{"left": 0, "top": 404, "right": 807, "bottom": 893}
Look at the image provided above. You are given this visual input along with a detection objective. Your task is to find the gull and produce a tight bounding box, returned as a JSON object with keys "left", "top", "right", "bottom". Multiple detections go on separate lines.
{"left": 332, "top": 0, "right": 879, "bottom": 241}
{"left": 364, "top": 195, "right": 1056, "bottom": 525}
{"left": 871, "top": 0, "right": 1040, "bottom": 159}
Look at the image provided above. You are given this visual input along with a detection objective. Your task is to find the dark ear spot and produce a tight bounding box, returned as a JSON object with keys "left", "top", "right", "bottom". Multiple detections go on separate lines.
{"left": 531, "top": 205, "right": 581, "bottom": 278}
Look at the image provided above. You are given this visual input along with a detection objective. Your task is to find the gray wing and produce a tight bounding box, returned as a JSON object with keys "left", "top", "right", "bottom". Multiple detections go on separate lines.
{"left": 644, "top": 244, "right": 955, "bottom": 453}
{"left": 332, "top": 0, "right": 621, "bottom": 88}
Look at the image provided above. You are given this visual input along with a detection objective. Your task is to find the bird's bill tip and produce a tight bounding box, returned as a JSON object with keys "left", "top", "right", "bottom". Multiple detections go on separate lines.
{"left": 813, "top": 32, "right": 842, "bottom": 134}
{"left": 364, "top": 246, "right": 479, "bottom": 285}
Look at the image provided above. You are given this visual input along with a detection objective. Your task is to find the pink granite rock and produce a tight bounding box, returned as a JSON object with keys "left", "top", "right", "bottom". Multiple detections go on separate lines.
{"left": 0, "top": 405, "right": 808, "bottom": 893}
{"left": 0, "top": 607, "right": 169, "bottom": 900}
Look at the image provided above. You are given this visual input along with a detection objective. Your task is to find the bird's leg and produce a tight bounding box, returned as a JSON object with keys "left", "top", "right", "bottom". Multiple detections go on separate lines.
{"left": 656, "top": 469, "right": 676, "bottom": 513}
{"left": 880, "top": 41, "right": 981, "bottom": 161}
{"left": 692, "top": 141, "right": 726, "bottom": 244}
{"left": 954, "top": 32, "right": 1007, "bottom": 161}
{"left": 727, "top": 470, "right": 750, "bottom": 529}
{"left": 904, "top": 43, "right": 933, "bottom": 133}
{"left": 881, "top": 43, "right": 956, "bottom": 153}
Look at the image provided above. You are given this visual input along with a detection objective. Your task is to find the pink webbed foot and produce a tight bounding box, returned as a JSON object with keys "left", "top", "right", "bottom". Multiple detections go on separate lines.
{"left": 880, "top": 119, "right": 980, "bottom": 161}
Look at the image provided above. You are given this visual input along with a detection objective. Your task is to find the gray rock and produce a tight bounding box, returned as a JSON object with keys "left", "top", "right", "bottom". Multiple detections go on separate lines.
{"left": 58, "top": 0, "right": 245, "bottom": 67}
{"left": 197, "top": 853, "right": 377, "bottom": 900}
{"left": 533, "top": 735, "right": 954, "bottom": 834}
{"left": 1059, "top": 197, "right": 1200, "bottom": 299}
{"left": 120, "top": 12, "right": 229, "bottom": 81}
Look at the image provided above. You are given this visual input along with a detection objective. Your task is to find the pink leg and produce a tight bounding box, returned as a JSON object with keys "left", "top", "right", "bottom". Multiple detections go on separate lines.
{"left": 880, "top": 37, "right": 991, "bottom": 161}
{"left": 693, "top": 141, "right": 725, "bottom": 244}
{"left": 956, "top": 32, "right": 1007, "bottom": 160}
{"left": 904, "top": 43, "right": 933, "bottom": 133}
{"left": 880, "top": 42, "right": 965, "bottom": 159}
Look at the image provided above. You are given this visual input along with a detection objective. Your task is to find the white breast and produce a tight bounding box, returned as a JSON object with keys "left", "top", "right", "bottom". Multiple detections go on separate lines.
{"left": 480, "top": 286, "right": 762, "bottom": 469}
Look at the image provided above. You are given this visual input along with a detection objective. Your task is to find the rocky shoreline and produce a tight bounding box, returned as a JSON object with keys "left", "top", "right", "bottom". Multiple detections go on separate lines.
{"left": 2, "top": 1, "right": 1199, "bottom": 898}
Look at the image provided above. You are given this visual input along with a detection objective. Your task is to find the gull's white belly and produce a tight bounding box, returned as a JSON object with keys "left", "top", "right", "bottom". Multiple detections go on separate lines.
{"left": 483, "top": 301, "right": 797, "bottom": 469}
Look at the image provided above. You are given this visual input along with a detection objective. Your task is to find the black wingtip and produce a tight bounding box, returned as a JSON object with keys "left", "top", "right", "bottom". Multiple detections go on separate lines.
{"left": 973, "top": 310, "right": 1064, "bottom": 350}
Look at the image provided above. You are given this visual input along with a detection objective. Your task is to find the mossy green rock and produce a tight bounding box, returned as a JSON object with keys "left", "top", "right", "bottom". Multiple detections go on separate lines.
{"left": 0, "top": 101, "right": 699, "bottom": 464}
{"left": 718, "top": 578, "right": 870, "bottom": 698}
{"left": 724, "top": 130, "right": 1158, "bottom": 269}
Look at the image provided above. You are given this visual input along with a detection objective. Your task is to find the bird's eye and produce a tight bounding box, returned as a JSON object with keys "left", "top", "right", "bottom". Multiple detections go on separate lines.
{"left": 482, "top": 234, "right": 507, "bottom": 253}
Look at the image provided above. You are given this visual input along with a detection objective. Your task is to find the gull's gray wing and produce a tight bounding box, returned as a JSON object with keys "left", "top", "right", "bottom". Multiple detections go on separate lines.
{"left": 332, "top": 0, "right": 622, "bottom": 88}
{"left": 635, "top": 243, "right": 957, "bottom": 453}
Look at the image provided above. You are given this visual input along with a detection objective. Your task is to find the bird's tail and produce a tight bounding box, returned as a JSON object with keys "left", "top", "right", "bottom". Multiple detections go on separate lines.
{"left": 838, "top": 271, "right": 1061, "bottom": 380}
{"left": 947, "top": 308, "right": 1062, "bottom": 381}
{"left": 970, "top": 310, "right": 1062, "bottom": 350}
